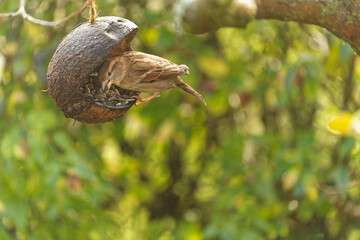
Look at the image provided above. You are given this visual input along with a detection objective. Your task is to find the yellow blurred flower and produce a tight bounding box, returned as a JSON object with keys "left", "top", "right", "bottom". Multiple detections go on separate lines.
{"left": 327, "top": 113, "right": 360, "bottom": 136}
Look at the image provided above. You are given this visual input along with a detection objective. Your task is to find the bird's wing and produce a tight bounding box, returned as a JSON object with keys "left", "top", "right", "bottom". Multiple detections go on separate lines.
{"left": 125, "top": 52, "right": 188, "bottom": 82}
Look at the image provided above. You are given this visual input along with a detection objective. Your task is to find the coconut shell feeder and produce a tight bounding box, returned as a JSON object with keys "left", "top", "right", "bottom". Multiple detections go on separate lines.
{"left": 47, "top": 16, "right": 139, "bottom": 123}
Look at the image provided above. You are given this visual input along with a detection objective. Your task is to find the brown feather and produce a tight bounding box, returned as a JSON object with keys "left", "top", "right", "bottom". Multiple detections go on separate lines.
{"left": 98, "top": 51, "right": 206, "bottom": 105}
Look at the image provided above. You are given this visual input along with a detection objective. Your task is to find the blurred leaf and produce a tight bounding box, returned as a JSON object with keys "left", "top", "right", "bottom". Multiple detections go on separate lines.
{"left": 297, "top": 201, "right": 313, "bottom": 222}
{"left": 339, "top": 43, "right": 353, "bottom": 62}
{"left": 315, "top": 196, "right": 332, "bottom": 216}
{"left": 4, "top": 198, "right": 26, "bottom": 231}
{"left": 0, "top": 230, "right": 12, "bottom": 240}
{"left": 284, "top": 66, "right": 296, "bottom": 92}
{"left": 175, "top": 221, "right": 202, "bottom": 240}
{"left": 338, "top": 137, "right": 355, "bottom": 158}
{"left": 140, "top": 28, "right": 159, "bottom": 46}
{"left": 348, "top": 229, "right": 360, "bottom": 240}
{"left": 240, "top": 230, "right": 262, "bottom": 240}
{"left": 197, "top": 56, "right": 229, "bottom": 78}
{"left": 333, "top": 166, "right": 349, "bottom": 192}
{"left": 282, "top": 167, "right": 300, "bottom": 191}
{"left": 53, "top": 130, "right": 72, "bottom": 152}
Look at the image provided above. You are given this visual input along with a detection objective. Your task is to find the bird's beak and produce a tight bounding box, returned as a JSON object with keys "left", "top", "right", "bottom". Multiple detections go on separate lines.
{"left": 102, "top": 80, "right": 111, "bottom": 91}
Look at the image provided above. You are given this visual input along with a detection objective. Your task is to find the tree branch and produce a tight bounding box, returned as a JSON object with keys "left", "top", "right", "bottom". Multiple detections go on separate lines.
{"left": 180, "top": 0, "right": 360, "bottom": 55}
{"left": 0, "top": 0, "right": 91, "bottom": 27}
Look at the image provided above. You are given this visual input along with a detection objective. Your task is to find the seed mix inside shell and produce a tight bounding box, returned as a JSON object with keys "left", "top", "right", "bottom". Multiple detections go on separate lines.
{"left": 80, "top": 75, "right": 139, "bottom": 109}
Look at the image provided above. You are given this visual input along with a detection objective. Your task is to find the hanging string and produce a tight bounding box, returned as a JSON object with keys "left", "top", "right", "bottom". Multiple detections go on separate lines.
{"left": 89, "top": 0, "right": 97, "bottom": 24}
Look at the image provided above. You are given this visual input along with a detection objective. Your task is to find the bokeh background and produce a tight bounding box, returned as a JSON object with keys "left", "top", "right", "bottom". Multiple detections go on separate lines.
{"left": 1, "top": 0, "right": 360, "bottom": 239}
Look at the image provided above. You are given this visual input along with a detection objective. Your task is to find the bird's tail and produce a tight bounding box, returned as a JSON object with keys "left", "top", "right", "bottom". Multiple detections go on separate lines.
{"left": 175, "top": 76, "right": 206, "bottom": 105}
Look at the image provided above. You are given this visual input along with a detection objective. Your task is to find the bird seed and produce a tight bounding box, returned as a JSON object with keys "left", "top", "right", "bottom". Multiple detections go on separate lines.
{"left": 80, "top": 75, "right": 138, "bottom": 109}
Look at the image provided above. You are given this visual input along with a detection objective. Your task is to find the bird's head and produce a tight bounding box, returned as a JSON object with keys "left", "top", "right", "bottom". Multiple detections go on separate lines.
{"left": 99, "top": 59, "right": 117, "bottom": 91}
{"left": 101, "top": 71, "right": 114, "bottom": 91}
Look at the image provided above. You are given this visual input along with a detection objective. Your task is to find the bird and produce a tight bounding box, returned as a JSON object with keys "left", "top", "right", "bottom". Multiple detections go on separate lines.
{"left": 98, "top": 51, "right": 206, "bottom": 106}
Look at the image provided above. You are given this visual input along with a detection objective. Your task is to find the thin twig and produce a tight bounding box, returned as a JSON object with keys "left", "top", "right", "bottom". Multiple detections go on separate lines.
{"left": 89, "top": 0, "right": 97, "bottom": 24}
{"left": 0, "top": 0, "right": 90, "bottom": 27}
{"left": 0, "top": 12, "right": 20, "bottom": 18}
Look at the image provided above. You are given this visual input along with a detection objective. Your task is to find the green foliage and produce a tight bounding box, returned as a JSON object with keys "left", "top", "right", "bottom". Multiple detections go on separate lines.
{"left": 1, "top": 0, "right": 360, "bottom": 239}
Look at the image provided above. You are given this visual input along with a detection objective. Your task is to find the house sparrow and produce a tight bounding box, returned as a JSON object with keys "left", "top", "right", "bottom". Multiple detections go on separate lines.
{"left": 98, "top": 51, "right": 206, "bottom": 106}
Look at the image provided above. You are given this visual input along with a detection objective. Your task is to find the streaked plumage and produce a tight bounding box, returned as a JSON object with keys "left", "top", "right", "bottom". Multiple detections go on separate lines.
{"left": 98, "top": 51, "right": 206, "bottom": 105}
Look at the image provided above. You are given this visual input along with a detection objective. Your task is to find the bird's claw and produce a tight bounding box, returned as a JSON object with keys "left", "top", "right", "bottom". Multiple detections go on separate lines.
{"left": 135, "top": 93, "right": 161, "bottom": 106}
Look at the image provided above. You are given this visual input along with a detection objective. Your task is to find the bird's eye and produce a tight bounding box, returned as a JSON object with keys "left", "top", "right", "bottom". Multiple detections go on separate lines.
{"left": 108, "top": 72, "right": 112, "bottom": 76}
